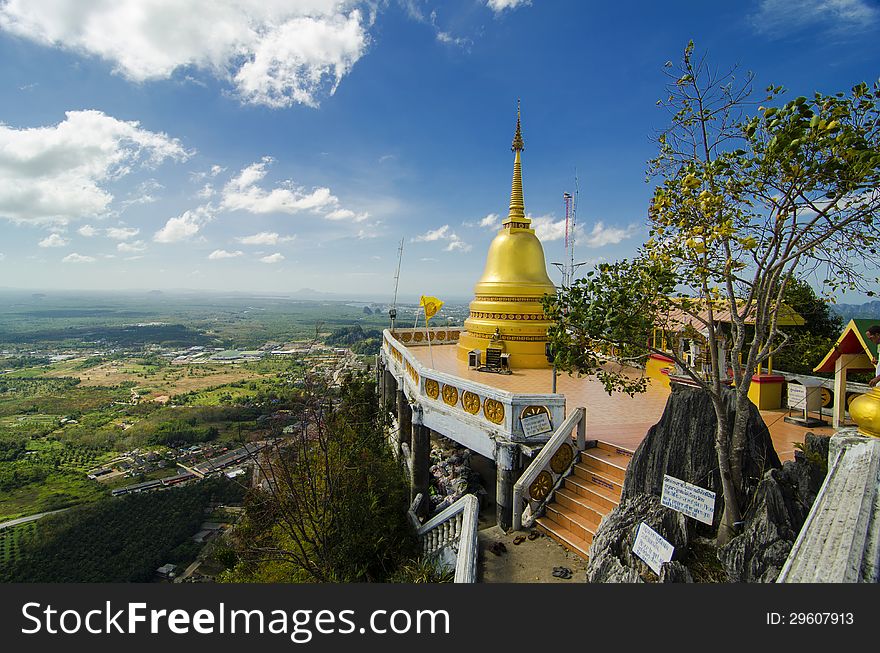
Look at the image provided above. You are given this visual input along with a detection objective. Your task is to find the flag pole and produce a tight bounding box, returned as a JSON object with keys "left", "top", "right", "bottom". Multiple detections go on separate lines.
{"left": 426, "top": 314, "right": 434, "bottom": 368}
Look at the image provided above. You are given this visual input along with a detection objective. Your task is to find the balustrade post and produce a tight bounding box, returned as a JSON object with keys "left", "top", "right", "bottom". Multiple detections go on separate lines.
{"left": 495, "top": 442, "right": 522, "bottom": 532}
{"left": 397, "top": 389, "right": 412, "bottom": 454}
{"left": 576, "top": 406, "right": 586, "bottom": 450}
{"left": 411, "top": 418, "right": 431, "bottom": 517}
{"left": 383, "top": 367, "right": 397, "bottom": 413}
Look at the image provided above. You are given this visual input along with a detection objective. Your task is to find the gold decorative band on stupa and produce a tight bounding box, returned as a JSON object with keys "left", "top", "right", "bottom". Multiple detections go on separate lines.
{"left": 505, "top": 100, "right": 528, "bottom": 225}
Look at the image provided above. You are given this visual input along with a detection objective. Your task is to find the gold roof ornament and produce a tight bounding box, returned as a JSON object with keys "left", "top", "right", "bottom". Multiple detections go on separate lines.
{"left": 506, "top": 99, "right": 527, "bottom": 225}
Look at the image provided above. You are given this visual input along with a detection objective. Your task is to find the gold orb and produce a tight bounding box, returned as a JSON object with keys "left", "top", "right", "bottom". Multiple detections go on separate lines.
{"left": 849, "top": 387, "right": 880, "bottom": 438}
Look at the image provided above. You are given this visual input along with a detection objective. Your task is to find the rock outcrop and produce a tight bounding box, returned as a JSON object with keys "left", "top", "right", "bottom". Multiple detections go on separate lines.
{"left": 588, "top": 383, "right": 784, "bottom": 583}
{"left": 718, "top": 433, "right": 829, "bottom": 582}
{"left": 622, "top": 383, "right": 781, "bottom": 526}
{"left": 586, "top": 494, "right": 688, "bottom": 583}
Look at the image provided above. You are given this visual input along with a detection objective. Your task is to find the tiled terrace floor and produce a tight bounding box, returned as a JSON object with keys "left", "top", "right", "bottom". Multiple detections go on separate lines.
{"left": 407, "top": 343, "right": 838, "bottom": 461}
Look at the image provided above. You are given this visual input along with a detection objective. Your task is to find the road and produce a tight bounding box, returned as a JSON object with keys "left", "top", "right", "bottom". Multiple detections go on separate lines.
{"left": 0, "top": 508, "right": 70, "bottom": 531}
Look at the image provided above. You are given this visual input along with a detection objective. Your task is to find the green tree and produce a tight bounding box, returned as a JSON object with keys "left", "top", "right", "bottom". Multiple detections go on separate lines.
{"left": 544, "top": 43, "right": 880, "bottom": 545}
{"left": 773, "top": 277, "right": 844, "bottom": 374}
{"left": 226, "top": 373, "right": 415, "bottom": 582}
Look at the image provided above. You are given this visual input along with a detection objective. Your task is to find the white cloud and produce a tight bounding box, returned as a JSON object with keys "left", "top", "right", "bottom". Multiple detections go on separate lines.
{"left": 221, "top": 158, "right": 363, "bottom": 221}
{"left": 0, "top": 110, "right": 189, "bottom": 225}
{"left": 480, "top": 213, "right": 501, "bottom": 228}
{"left": 117, "top": 240, "right": 146, "bottom": 253}
{"left": 751, "top": 0, "right": 878, "bottom": 35}
{"left": 0, "top": 1, "right": 372, "bottom": 108}
{"left": 38, "top": 233, "right": 69, "bottom": 248}
{"left": 412, "top": 224, "right": 470, "bottom": 252}
{"left": 78, "top": 224, "right": 98, "bottom": 237}
{"left": 260, "top": 252, "right": 285, "bottom": 264}
{"left": 154, "top": 205, "right": 213, "bottom": 243}
{"left": 197, "top": 183, "right": 215, "bottom": 200}
{"left": 412, "top": 225, "right": 451, "bottom": 242}
{"left": 208, "top": 249, "right": 243, "bottom": 260}
{"left": 105, "top": 226, "right": 140, "bottom": 240}
{"left": 237, "top": 231, "right": 295, "bottom": 245}
{"left": 445, "top": 236, "right": 471, "bottom": 252}
{"left": 121, "top": 179, "right": 163, "bottom": 206}
{"left": 463, "top": 213, "right": 500, "bottom": 229}
{"left": 0, "top": 253, "right": 5, "bottom": 261}
{"left": 222, "top": 158, "right": 337, "bottom": 214}
{"left": 530, "top": 215, "right": 572, "bottom": 242}
{"left": 62, "top": 252, "right": 95, "bottom": 263}
{"left": 234, "top": 9, "right": 370, "bottom": 108}
{"left": 487, "top": 0, "right": 533, "bottom": 13}
{"left": 581, "top": 221, "right": 638, "bottom": 248}
{"left": 325, "top": 208, "right": 369, "bottom": 222}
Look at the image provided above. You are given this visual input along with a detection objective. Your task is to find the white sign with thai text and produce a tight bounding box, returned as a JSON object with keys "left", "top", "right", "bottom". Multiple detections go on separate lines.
{"left": 661, "top": 475, "right": 716, "bottom": 525}
{"left": 787, "top": 383, "right": 806, "bottom": 409}
{"left": 632, "top": 522, "right": 674, "bottom": 576}
{"left": 521, "top": 413, "right": 552, "bottom": 437}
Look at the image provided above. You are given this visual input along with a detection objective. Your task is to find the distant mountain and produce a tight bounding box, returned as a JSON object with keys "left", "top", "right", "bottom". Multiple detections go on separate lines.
{"left": 832, "top": 300, "right": 880, "bottom": 322}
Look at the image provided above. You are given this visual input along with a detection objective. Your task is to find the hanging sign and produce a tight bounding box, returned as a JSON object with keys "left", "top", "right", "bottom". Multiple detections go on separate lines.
{"left": 661, "top": 475, "right": 716, "bottom": 525}
{"left": 520, "top": 413, "right": 552, "bottom": 437}
{"left": 632, "top": 522, "right": 675, "bottom": 576}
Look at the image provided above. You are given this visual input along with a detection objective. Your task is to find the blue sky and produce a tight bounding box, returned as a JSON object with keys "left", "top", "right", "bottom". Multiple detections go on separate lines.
{"left": 0, "top": 0, "right": 878, "bottom": 301}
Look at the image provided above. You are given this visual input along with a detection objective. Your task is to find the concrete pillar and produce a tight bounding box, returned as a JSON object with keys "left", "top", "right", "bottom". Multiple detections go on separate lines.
{"left": 833, "top": 355, "right": 859, "bottom": 428}
{"left": 376, "top": 359, "right": 385, "bottom": 407}
{"left": 396, "top": 389, "right": 412, "bottom": 450}
{"left": 411, "top": 416, "right": 431, "bottom": 517}
{"left": 383, "top": 368, "right": 397, "bottom": 411}
{"left": 495, "top": 442, "right": 522, "bottom": 532}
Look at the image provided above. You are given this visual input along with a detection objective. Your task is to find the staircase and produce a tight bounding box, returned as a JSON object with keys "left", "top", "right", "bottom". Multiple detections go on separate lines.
{"left": 535, "top": 440, "right": 634, "bottom": 559}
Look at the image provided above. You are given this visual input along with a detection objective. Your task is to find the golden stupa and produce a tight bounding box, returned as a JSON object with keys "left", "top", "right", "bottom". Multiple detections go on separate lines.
{"left": 457, "top": 104, "right": 556, "bottom": 369}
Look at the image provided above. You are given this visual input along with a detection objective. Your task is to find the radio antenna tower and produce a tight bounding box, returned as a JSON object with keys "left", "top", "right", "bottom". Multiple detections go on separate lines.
{"left": 389, "top": 238, "right": 404, "bottom": 330}
{"left": 552, "top": 173, "right": 588, "bottom": 288}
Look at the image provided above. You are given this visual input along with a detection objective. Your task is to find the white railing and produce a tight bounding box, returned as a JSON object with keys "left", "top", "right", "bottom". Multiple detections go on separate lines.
{"left": 512, "top": 407, "right": 586, "bottom": 531}
{"left": 777, "top": 428, "right": 880, "bottom": 583}
{"left": 416, "top": 494, "right": 480, "bottom": 583}
{"left": 382, "top": 329, "right": 566, "bottom": 449}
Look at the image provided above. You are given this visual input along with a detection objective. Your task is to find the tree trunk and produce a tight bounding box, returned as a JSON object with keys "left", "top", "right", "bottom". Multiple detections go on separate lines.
{"left": 712, "top": 395, "right": 742, "bottom": 546}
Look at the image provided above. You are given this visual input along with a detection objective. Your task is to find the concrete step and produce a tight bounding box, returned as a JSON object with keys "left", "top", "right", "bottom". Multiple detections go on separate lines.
{"left": 579, "top": 449, "right": 628, "bottom": 483}
{"left": 536, "top": 517, "right": 591, "bottom": 560}
{"left": 572, "top": 463, "right": 624, "bottom": 498}
{"left": 591, "top": 440, "right": 636, "bottom": 458}
{"left": 555, "top": 487, "right": 606, "bottom": 524}
{"left": 544, "top": 504, "right": 598, "bottom": 545}
{"left": 563, "top": 475, "right": 620, "bottom": 512}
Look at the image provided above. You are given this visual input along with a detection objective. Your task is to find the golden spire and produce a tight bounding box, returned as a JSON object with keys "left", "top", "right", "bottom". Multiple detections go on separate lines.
{"left": 506, "top": 100, "right": 527, "bottom": 224}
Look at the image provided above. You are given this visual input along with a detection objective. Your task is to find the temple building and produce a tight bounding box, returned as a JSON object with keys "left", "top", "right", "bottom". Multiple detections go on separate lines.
{"left": 376, "top": 106, "right": 877, "bottom": 565}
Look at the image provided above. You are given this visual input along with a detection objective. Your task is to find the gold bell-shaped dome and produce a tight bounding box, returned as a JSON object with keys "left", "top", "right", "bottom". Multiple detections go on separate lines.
{"left": 457, "top": 103, "right": 556, "bottom": 370}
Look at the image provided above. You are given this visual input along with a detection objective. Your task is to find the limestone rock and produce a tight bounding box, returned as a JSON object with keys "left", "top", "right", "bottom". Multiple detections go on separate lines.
{"left": 586, "top": 494, "right": 688, "bottom": 583}
{"left": 718, "top": 435, "right": 830, "bottom": 582}
{"left": 621, "top": 383, "right": 781, "bottom": 529}
{"left": 659, "top": 560, "right": 693, "bottom": 583}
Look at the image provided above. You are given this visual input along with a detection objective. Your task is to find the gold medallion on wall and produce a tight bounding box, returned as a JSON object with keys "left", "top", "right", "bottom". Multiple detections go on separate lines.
{"left": 529, "top": 471, "right": 553, "bottom": 501}
{"left": 550, "top": 442, "right": 574, "bottom": 474}
{"left": 442, "top": 384, "right": 459, "bottom": 406}
{"left": 483, "top": 398, "right": 505, "bottom": 424}
{"left": 425, "top": 379, "right": 440, "bottom": 400}
{"left": 462, "top": 391, "right": 480, "bottom": 415}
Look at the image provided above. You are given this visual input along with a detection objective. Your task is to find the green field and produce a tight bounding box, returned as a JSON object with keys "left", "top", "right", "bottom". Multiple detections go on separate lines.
{"left": 0, "top": 522, "right": 37, "bottom": 567}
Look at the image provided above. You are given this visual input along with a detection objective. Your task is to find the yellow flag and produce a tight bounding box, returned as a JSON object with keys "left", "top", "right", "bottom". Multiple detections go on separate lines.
{"left": 420, "top": 295, "right": 443, "bottom": 321}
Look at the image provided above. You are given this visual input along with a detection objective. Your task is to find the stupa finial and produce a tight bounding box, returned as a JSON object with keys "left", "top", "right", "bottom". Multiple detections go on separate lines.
{"left": 507, "top": 100, "right": 526, "bottom": 222}
{"left": 511, "top": 99, "right": 524, "bottom": 152}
